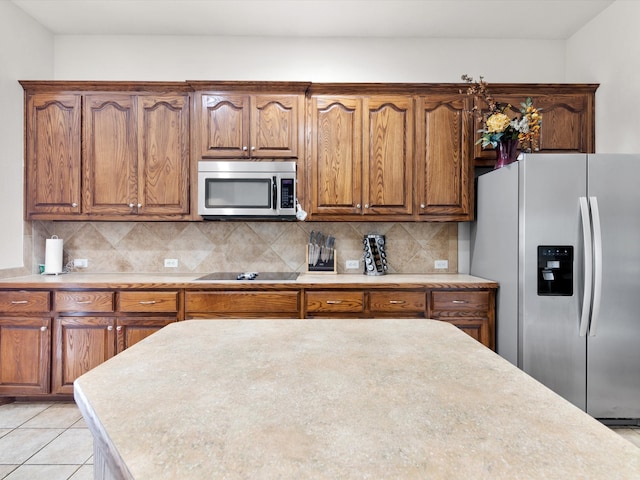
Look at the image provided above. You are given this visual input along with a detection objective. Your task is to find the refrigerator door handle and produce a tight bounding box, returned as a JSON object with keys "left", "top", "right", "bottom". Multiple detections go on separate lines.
{"left": 579, "top": 196, "right": 594, "bottom": 337}
{"left": 589, "top": 196, "right": 603, "bottom": 336}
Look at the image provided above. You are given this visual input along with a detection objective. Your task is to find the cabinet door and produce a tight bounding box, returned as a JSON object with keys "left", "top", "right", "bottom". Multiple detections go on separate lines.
{"left": 309, "top": 96, "right": 363, "bottom": 216}
{"left": 473, "top": 93, "right": 594, "bottom": 166}
{"left": 137, "top": 95, "right": 190, "bottom": 215}
{"left": 116, "top": 317, "right": 175, "bottom": 353}
{"left": 84, "top": 94, "right": 138, "bottom": 214}
{"left": 25, "top": 93, "right": 81, "bottom": 216}
{"left": 52, "top": 316, "right": 116, "bottom": 395}
{"left": 251, "top": 94, "right": 302, "bottom": 158}
{"left": 416, "top": 94, "right": 472, "bottom": 220}
{"left": 362, "top": 97, "right": 413, "bottom": 215}
{"left": 198, "top": 94, "right": 249, "bottom": 158}
{"left": 0, "top": 317, "right": 50, "bottom": 395}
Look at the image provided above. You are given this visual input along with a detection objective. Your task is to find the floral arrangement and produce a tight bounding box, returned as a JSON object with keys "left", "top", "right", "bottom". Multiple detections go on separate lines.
{"left": 461, "top": 74, "right": 542, "bottom": 152}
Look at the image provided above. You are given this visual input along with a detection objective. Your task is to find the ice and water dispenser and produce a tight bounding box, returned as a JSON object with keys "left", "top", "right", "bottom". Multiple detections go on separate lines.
{"left": 537, "top": 246, "right": 573, "bottom": 296}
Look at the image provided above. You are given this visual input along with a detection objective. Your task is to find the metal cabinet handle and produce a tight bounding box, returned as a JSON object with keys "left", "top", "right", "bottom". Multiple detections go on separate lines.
{"left": 116, "top": 326, "right": 122, "bottom": 332}
{"left": 356, "top": 204, "right": 361, "bottom": 209}
{"left": 107, "top": 325, "right": 113, "bottom": 331}
{"left": 326, "top": 300, "right": 343, "bottom": 304}
{"left": 364, "top": 204, "right": 369, "bottom": 209}
{"left": 128, "top": 203, "right": 135, "bottom": 208}
{"left": 451, "top": 300, "right": 468, "bottom": 304}
{"left": 71, "top": 202, "right": 78, "bottom": 207}
{"left": 420, "top": 204, "right": 426, "bottom": 209}
{"left": 11, "top": 300, "right": 28, "bottom": 304}
{"left": 40, "top": 326, "right": 47, "bottom": 331}
{"left": 138, "top": 300, "right": 157, "bottom": 305}
{"left": 251, "top": 146, "right": 255, "bottom": 151}
{"left": 389, "top": 300, "right": 406, "bottom": 304}
{"left": 243, "top": 146, "right": 248, "bottom": 151}
{"left": 137, "top": 203, "right": 142, "bottom": 208}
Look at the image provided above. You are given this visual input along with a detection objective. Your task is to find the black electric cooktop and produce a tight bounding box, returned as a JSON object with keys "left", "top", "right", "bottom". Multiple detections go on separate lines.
{"left": 195, "top": 272, "right": 300, "bottom": 281}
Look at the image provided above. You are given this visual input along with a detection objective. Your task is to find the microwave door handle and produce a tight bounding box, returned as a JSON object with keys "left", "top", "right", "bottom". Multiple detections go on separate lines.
{"left": 272, "top": 176, "right": 278, "bottom": 210}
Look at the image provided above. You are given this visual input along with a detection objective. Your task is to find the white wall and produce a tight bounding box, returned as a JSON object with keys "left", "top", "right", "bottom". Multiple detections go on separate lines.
{"left": 0, "top": 2, "right": 53, "bottom": 271}
{"left": 566, "top": 0, "right": 640, "bottom": 152}
{"left": 54, "top": 35, "right": 565, "bottom": 83}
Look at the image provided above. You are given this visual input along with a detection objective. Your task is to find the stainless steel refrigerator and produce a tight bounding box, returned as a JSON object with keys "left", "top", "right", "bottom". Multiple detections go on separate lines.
{"left": 470, "top": 153, "right": 640, "bottom": 421}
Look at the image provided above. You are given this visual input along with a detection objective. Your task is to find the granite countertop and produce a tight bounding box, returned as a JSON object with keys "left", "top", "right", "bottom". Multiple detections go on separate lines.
{"left": 0, "top": 272, "right": 498, "bottom": 289}
{"left": 75, "top": 319, "right": 640, "bottom": 479}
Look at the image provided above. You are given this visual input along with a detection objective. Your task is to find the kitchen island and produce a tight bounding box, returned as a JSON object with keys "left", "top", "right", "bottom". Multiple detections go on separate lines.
{"left": 74, "top": 319, "right": 640, "bottom": 479}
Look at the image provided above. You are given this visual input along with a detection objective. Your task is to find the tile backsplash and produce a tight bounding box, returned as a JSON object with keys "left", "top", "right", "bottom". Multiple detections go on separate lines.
{"left": 26, "top": 220, "right": 458, "bottom": 275}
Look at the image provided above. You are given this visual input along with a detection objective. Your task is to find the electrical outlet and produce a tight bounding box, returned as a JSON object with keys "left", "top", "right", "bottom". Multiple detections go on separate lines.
{"left": 73, "top": 258, "right": 88, "bottom": 268}
{"left": 164, "top": 258, "right": 178, "bottom": 268}
{"left": 346, "top": 259, "right": 360, "bottom": 269}
{"left": 434, "top": 260, "right": 449, "bottom": 269}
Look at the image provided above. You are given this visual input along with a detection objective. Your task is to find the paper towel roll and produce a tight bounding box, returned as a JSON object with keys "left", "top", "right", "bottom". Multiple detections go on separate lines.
{"left": 44, "top": 236, "right": 64, "bottom": 274}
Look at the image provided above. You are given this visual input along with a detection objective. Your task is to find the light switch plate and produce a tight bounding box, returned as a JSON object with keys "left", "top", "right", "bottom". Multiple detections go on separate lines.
{"left": 346, "top": 259, "right": 360, "bottom": 269}
{"left": 164, "top": 259, "right": 178, "bottom": 268}
{"left": 434, "top": 260, "right": 449, "bottom": 269}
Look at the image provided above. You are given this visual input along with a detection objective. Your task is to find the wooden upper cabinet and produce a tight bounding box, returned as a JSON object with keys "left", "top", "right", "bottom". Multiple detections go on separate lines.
{"left": 83, "top": 93, "right": 190, "bottom": 217}
{"left": 308, "top": 95, "right": 413, "bottom": 219}
{"left": 309, "top": 96, "right": 363, "bottom": 216}
{"left": 196, "top": 93, "right": 302, "bottom": 159}
{"left": 363, "top": 96, "right": 413, "bottom": 216}
{"left": 83, "top": 94, "right": 138, "bottom": 215}
{"left": 137, "top": 95, "right": 190, "bottom": 215}
{"left": 21, "top": 82, "right": 191, "bottom": 221}
{"left": 25, "top": 93, "right": 81, "bottom": 217}
{"left": 416, "top": 94, "right": 472, "bottom": 220}
{"left": 472, "top": 86, "right": 597, "bottom": 167}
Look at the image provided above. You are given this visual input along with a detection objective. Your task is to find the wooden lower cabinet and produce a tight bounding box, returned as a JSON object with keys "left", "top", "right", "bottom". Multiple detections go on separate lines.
{"left": 304, "top": 290, "right": 426, "bottom": 318}
{"left": 0, "top": 290, "right": 52, "bottom": 395}
{"left": 0, "top": 317, "right": 51, "bottom": 395}
{"left": 185, "top": 290, "right": 301, "bottom": 319}
{"left": 52, "top": 316, "right": 116, "bottom": 395}
{"left": 116, "top": 317, "right": 176, "bottom": 353}
{"left": 52, "top": 289, "right": 179, "bottom": 395}
{"left": 428, "top": 290, "right": 495, "bottom": 350}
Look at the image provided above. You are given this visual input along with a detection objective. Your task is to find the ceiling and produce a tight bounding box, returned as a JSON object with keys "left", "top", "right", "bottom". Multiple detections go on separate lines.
{"left": 11, "top": 0, "right": 614, "bottom": 39}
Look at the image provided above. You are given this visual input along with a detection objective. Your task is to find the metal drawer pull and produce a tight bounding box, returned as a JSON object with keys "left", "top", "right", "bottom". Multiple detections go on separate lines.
{"left": 451, "top": 300, "right": 468, "bottom": 304}
{"left": 107, "top": 326, "right": 113, "bottom": 331}
{"left": 138, "top": 300, "right": 157, "bottom": 305}
{"left": 11, "top": 300, "right": 28, "bottom": 304}
{"left": 389, "top": 300, "right": 406, "bottom": 304}
{"left": 40, "top": 326, "right": 47, "bottom": 331}
{"left": 326, "top": 300, "right": 343, "bottom": 304}
{"left": 116, "top": 326, "right": 122, "bottom": 332}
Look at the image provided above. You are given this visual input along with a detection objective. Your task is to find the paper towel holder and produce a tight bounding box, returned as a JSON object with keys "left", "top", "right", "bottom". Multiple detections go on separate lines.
{"left": 43, "top": 235, "right": 65, "bottom": 275}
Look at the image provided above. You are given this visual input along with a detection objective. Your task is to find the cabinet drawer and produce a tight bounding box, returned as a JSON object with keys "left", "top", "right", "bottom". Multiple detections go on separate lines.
{"left": 0, "top": 291, "right": 50, "bottom": 313}
{"left": 431, "top": 291, "right": 490, "bottom": 312}
{"left": 119, "top": 291, "right": 179, "bottom": 313}
{"left": 305, "top": 291, "right": 365, "bottom": 313}
{"left": 186, "top": 291, "right": 299, "bottom": 314}
{"left": 369, "top": 291, "right": 425, "bottom": 313}
{"left": 55, "top": 291, "right": 114, "bottom": 312}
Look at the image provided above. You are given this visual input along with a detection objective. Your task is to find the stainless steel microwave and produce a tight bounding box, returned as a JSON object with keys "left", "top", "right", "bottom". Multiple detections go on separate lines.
{"left": 197, "top": 161, "right": 297, "bottom": 220}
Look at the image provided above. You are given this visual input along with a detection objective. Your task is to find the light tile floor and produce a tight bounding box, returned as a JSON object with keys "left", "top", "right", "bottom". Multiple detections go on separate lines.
{"left": 0, "top": 402, "right": 92, "bottom": 480}
{"left": 0, "top": 401, "right": 639, "bottom": 480}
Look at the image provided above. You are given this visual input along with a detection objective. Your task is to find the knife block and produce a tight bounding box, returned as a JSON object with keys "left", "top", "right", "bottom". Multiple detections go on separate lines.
{"left": 306, "top": 245, "right": 337, "bottom": 274}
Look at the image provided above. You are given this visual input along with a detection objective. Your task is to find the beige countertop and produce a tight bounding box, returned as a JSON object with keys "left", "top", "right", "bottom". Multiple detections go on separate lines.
{"left": 0, "top": 272, "right": 497, "bottom": 289}
{"left": 75, "top": 319, "right": 639, "bottom": 480}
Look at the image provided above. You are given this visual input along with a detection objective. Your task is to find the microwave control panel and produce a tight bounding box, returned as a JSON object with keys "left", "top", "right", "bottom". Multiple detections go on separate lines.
{"left": 280, "top": 178, "right": 295, "bottom": 209}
